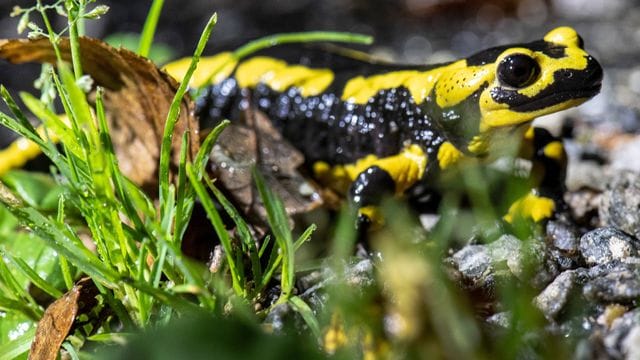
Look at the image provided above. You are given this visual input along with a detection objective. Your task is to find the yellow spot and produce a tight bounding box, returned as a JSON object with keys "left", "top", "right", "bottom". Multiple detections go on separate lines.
{"left": 437, "top": 141, "right": 463, "bottom": 169}
{"left": 362, "top": 331, "right": 390, "bottom": 360}
{"left": 543, "top": 141, "right": 565, "bottom": 162}
{"left": 504, "top": 191, "right": 555, "bottom": 223}
{"left": 544, "top": 26, "right": 581, "bottom": 47}
{"left": 236, "top": 56, "right": 334, "bottom": 97}
{"left": 524, "top": 126, "right": 535, "bottom": 140}
{"left": 434, "top": 64, "right": 493, "bottom": 108}
{"left": 314, "top": 145, "right": 428, "bottom": 196}
{"left": 313, "top": 160, "right": 351, "bottom": 194}
{"left": 163, "top": 52, "right": 237, "bottom": 87}
{"left": 359, "top": 205, "right": 384, "bottom": 229}
{"left": 323, "top": 313, "right": 348, "bottom": 354}
{"left": 467, "top": 134, "right": 490, "bottom": 155}
{"left": 341, "top": 60, "right": 467, "bottom": 105}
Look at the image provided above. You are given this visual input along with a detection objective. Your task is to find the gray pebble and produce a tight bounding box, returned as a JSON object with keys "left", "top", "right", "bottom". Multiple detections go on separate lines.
{"left": 601, "top": 308, "right": 640, "bottom": 359}
{"left": 547, "top": 220, "right": 580, "bottom": 253}
{"left": 583, "top": 266, "right": 640, "bottom": 303}
{"left": 534, "top": 270, "right": 577, "bottom": 320}
{"left": 600, "top": 171, "right": 640, "bottom": 239}
{"left": 579, "top": 227, "right": 639, "bottom": 266}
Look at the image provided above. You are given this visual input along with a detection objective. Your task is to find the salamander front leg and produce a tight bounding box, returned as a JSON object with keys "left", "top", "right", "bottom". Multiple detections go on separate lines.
{"left": 349, "top": 166, "right": 396, "bottom": 229}
{"left": 505, "top": 127, "right": 567, "bottom": 223}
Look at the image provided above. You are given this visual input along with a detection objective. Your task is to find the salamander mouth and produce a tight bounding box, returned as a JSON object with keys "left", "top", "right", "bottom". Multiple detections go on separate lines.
{"left": 510, "top": 83, "right": 602, "bottom": 113}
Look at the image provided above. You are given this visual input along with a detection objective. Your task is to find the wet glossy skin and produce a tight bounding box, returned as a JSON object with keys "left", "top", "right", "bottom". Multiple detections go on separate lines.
{"left": 192, "top": 26, "right": 603, "bottom": 220}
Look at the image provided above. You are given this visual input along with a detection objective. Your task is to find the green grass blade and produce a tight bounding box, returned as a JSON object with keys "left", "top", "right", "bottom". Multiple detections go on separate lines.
{"left": 0, "top": 85, "right": 38, "bottom": 135}
{"left": 57, "top": 61, "right": 98, "bottom": 148}
{"left": 193, "top": 120, "right": 229, "bottom": 179}
{"left": 3, "top": 251, "right": 63, "bottom": 299}
{"left": 0, "top": 295, "right": 41, "bottom": 320}
{"left": 0, "top": 249, "right": 30, "bottom": 301}
{"left": 206, "top": 177, "right": 262, "bottom": 286}
{"left": 289, "top": 296, "right": 321, "bottom": 339}
{"left": 159, "top": 13, "right": 217, "bottom": 207}
{"left": 253, "top": 169, "right": 295, "bottom": 300}
{"left": 173, "top": 132, "right": 191, "bottom": 242}
{"left": 232, "top": 31, "right": 372, "bottom": 60}
{"left": 19, "top": 92, "right": 81, "bottom": 157}
{"left": 186, "top": 163, "right": 245, "bottom": 296}
{"left": 294, "top": 224, "right": 316, "bottom": 250}
{"left": 0, "top": 327, "right": 36, "bottom": 360}
{"left": 0, "top": 182, "right": 120, "bottom": 287}
{"left": 137, "top": 0, "right": 165, "bottom": 57}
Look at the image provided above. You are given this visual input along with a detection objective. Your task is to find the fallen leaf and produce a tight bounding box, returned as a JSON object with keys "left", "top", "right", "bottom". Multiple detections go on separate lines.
{"left": 210, "top": 103, "right": 322, "bottom": 225}
{"left": 29, "top": 277, "right": 98, "bottom": 360}
{"left": 0, "top": 37, "right": 199, "bottom": 191}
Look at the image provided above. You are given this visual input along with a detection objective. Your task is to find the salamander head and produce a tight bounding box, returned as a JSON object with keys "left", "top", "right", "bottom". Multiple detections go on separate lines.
{"left": 478, "top": 26, "right": 602, "bottom": 131}
{"left": 433, "top": 27, "right": 602, "bottom": 154}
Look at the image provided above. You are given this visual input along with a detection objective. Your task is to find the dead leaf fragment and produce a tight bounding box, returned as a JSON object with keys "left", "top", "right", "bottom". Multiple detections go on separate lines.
{"left": 210, "top": 104, "right": 322, "bottom": 224}
{"left": 0, "top": 37, "right": 199, "bottom": 191}
{"left": 29, "top": 278, "right": 98, "bottom": 360}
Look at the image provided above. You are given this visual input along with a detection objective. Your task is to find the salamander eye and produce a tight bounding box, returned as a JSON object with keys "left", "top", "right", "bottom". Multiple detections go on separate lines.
{"left": 497, "top": 54, "right": 540, "bottom": 88}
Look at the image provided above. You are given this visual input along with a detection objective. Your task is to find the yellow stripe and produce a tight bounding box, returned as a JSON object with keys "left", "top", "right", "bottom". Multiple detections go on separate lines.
{"left": 314, "top": 144, "right": 428, "bottom": 195}
{"left": 163, "top": 52, "right": 238, "bottom": 88}
{"left": 235, "top": 57, "right": 334, "bottom": 97}
{"left": 0, "top": 125, "right": 60, "bottom": 176}
{"left": 543, "top": 141, "right": 565, "bottom": 162}
{"left": 341, "top": 60, "right": 470, "bottom": 105}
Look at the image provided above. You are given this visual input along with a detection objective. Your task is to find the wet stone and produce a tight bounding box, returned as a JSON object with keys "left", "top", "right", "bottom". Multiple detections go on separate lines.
{"left": 533, "top": 270, "right": 577, "bottom": 320}
{"left": 599, "top": 170, "right": 640, "bottom": 239}
{"left": 601, "top": 308, "right": 640, "bottom": 359}
{"left": 450, "top": 235, "right": 543, "bottom": 290}
{"left": 486, "top": 311, "right": 511, "bottom": 328}
{"left": 546, "top": 220, "right": 580, "bottom": 253}
{"left": 579, "top": 227, "right": 639, "bottom": 266}
{"left": 451, "top": 244, "right": 492, "bottom": 281}
{"left": 583, "top": 265, "right": 640, "bottom": 303}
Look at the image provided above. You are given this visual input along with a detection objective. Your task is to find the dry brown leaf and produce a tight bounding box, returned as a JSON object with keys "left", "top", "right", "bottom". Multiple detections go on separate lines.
{"left": 29, "top": 277, "right": 98, "bottom": 360}
{"left": 0, "top": 37, "right": 199, "bottom": 191}
{"left": 210, "top": 103, "right": 322, "bottom": 224}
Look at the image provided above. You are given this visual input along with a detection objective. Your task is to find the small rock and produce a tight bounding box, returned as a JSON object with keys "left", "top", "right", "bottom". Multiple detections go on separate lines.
{"left": 565, "top": 160, "right": 610, "bottom": 192}
{"left": 602, "top": 308, "right": 640, "bottom": 359}
{"left": 263, "top": 303, "right": 293, "bottom": 333}
{"left": 622, "top": 324, "right": 640, "bottom": 360}
{"left": 546, "top": 220, "right": 580, "bottom": 252}
{"left": 488, "top": 235, "right": 524, "bottom": 277}
{"left": 583, "top": 266, "right": 640, "bottom": 303}
{"left": 597, "top": 304, "right": 628, "bottom": 329}
{"left": 564, "top": 189, "right": 601, "bottom": 227}
{"left": 533, "top": 270, "right": 577, "bottom": 320}
{"left": 611, "top": 136, "right": 640, "bottom": 173}
{"left": 599, "top": 170, "right": 640, "bottom": 239}
{"left": 450, "top": 235, "right": 546, "bottom": 292}
{"left": 344, "top": 258, "right": 375, "bottom": 287}
{"left": 579, "top": 227, "right": 639, "bottom": 266}
{"left": 451, "top": 244, "right": 492, "bottom": 281}
{"left": 486, "top": 311, "right": 511, "bottom": 328}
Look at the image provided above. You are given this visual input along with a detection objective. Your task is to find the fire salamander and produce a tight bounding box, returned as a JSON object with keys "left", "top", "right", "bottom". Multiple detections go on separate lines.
{"left": 185, "top": 26, "right": 603, "bottom": 225}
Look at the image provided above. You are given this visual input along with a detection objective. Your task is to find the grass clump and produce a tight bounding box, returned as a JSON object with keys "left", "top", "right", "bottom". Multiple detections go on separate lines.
{"left": 0, "top": 1, "right": 574, "bottom": 359}
{"left": 0, "top": 1, "right": 375, "bottom": 358}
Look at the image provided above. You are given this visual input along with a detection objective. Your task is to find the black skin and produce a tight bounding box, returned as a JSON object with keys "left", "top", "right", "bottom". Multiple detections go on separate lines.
{"left": 196, "top": 41, "right": 601, "bottom": 224}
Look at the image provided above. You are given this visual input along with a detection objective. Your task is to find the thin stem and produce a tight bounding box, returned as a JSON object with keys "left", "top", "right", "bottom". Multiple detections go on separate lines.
{"left": 65, "top": 1, "right": 83, "bottom": 79}
{"left": 138, "top": 0, "right": 165, "bottom": 57}
{"left": 158, "top": 13, "right": 217, "bottom": 211}
{"left": 232, "top": 31, "right": 373, "bottom": 59}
